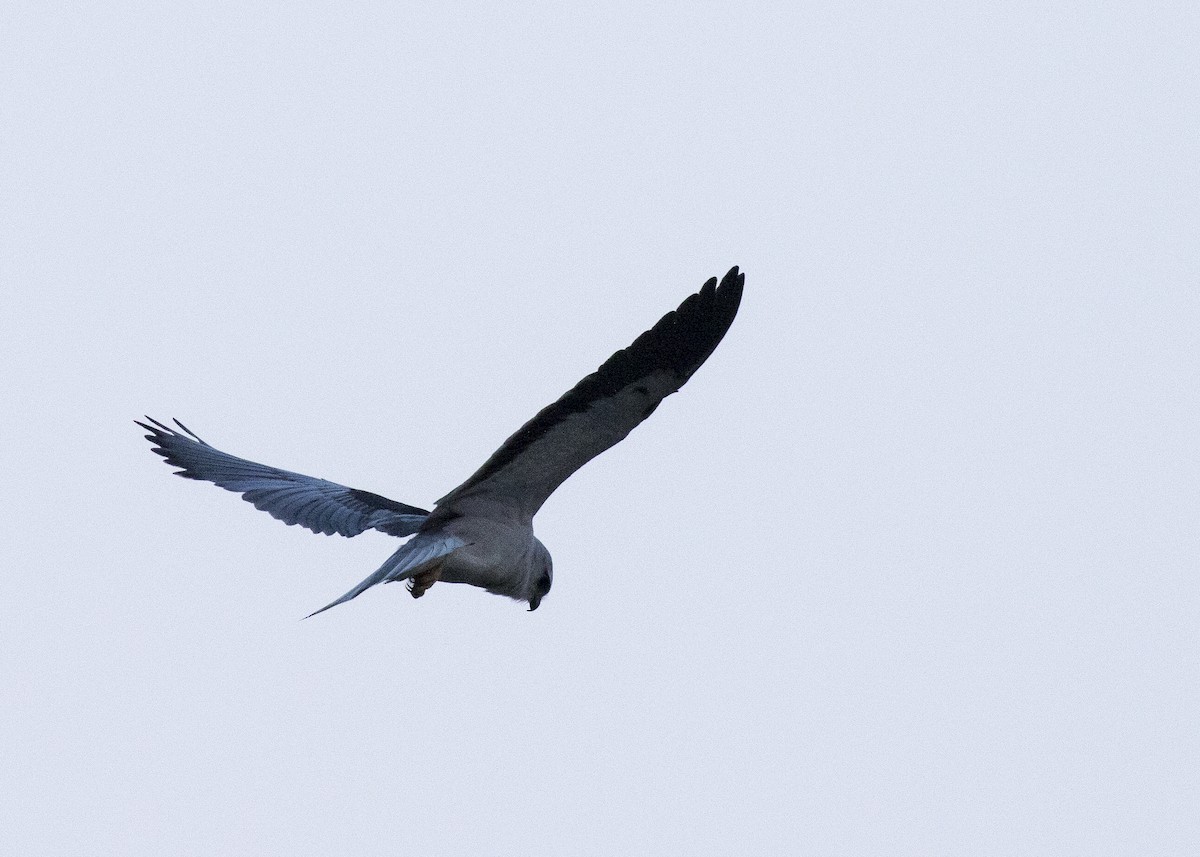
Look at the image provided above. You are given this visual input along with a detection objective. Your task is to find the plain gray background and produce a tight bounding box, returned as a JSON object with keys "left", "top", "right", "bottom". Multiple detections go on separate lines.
{"left": 3, "top": 2, "right": 1197, "bottom": 854}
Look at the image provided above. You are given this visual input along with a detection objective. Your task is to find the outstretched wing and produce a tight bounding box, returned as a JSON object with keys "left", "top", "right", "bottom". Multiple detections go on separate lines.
{"left": 434, "top": 266, "right": 744, "bottom": 520}
{"left": 137, "top": 417, "right": 429, "bottom": 537}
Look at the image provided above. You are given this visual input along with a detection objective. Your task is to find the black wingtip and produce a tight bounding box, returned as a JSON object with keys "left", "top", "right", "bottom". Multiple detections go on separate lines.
{"left": 136, "top": 415, "right": 213, "bottom": 453}
{"left": 719, "top": 265, "right": 744, "bottom": 295}
{"left": 136, "top": 416, "right": 170, "bottom": 443}
{"left": 171, "top": 418, "right": 207, "bottom": 445}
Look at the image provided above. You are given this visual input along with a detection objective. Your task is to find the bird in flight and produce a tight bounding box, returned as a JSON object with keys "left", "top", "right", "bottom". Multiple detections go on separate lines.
{"left": 138, "top": 267, "right": 744, "bottom": 616}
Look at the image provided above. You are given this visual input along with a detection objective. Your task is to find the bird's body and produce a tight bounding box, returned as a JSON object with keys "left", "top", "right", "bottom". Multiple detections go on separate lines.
{"left": 139, "top": 267, "right": 744, "bottom": 616}
{"left": 430, "top": 513, "right": 551, "bottom": 604}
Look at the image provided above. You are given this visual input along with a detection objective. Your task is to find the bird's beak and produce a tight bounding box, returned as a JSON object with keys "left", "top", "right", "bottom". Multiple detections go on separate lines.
{"left": 527, "top": 598, "right": 541, "bottom": 612}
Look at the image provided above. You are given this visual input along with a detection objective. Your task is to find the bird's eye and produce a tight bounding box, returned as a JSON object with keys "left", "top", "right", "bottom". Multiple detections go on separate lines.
{"left": 537, "top": 572, "right": 551, "bottom": 593}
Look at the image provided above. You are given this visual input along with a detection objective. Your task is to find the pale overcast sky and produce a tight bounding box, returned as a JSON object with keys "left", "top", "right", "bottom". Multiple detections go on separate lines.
{"left": 3, "top": 2, "right": 1198, "bottom": 854}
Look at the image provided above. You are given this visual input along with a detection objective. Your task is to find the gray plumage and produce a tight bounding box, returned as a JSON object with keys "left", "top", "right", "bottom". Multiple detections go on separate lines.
{"left": 139, "top": 266, "right": 744, "bottom": 616}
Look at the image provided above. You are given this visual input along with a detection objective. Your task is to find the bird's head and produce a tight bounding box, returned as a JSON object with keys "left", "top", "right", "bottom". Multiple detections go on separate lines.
{"left": 527, "top": 542, "right": 553, "bottom": 611}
